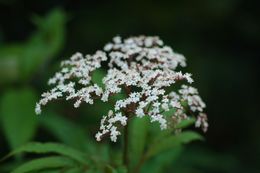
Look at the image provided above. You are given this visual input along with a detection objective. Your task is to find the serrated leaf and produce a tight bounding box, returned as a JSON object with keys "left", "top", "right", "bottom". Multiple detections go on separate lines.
{"left": 146, "top": 131, "right": 203, "bottom": 158}
{"left": 11, "top": 156, "right": 76, "bottom": 173}
{"left": 0, "top": 88, "right": 38, "bottom": 150}
{"left": 3, "top": 142, "right": 89, "bottom": 164}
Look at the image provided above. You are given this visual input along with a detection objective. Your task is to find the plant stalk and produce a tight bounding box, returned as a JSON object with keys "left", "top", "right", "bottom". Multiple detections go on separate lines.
{"left": 134, "top": 155, "right": 146, "bottom": 173}
{"left": 123, "top": 122, "right": 129, "bottom": 170}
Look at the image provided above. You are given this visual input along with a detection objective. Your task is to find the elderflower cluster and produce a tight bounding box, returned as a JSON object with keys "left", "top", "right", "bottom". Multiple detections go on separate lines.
{"left": 36, "top": 35, "right": 208, "bottom": 142}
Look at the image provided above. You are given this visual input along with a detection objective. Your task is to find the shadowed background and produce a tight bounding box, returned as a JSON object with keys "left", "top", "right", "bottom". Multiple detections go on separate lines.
{"left": 0, "top": 0, "right": 259, "bottom": 172}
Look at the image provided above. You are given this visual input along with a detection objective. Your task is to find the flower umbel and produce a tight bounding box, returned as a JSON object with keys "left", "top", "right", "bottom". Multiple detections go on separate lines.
{"left": 36, "top": 36, "right": 208, "bottom": 142}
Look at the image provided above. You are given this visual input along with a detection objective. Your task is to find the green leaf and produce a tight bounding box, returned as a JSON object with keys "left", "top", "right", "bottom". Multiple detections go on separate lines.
{"left": 0, "top": 8, "right": 66, "bottom": 83}
{"left": 146, "top": 131, "right": 203, "bottom": 158}
{"left": 175, "top": 117, "right": 196, "bottom": 129}
{"left": 141, "top": 146, "right": 183, "bottom": 173}
{"left": 0, "top": 88, "right": 38, "bottom": 150}
{"left": 21, "top": 8, "right": 66, "bottom": 79}
{"left": 64, "top": 166, "right": 85, "bottom": 173}
{"left": 129, "top": 116, "right": 149, "bottom": 171}
{"left": 162, "top": 108, "right": 176, "bottom": 117}
{"left": 115, "top": 166, "right": 127, "bottom": 173}
{"left": 11, "top": 156, "right": 76, "bottom": 173}
{"left": 0, "top": 45, "right": 21, "bottom": 83}
{"left": 39, "top": 112, "right": 95, "bottom": 152}
{"left": 3, "top": 142, "right": 89, "bottom": 164}
{"left": 92, "top": 68, "right": 106, "bottom": 88}
{"left": 38, "top": 170, "right": 61, "bottom": 173}
{"left": 166, "top": 146, "right": 239, "bottom": 173}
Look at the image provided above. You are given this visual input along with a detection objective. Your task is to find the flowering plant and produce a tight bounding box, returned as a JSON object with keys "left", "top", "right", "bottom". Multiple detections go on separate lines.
{"left": 36, "top": 36, "right": 208, "bottom": 143}
{"left": 3, "top": 35, "right": 207, "bottom": 173}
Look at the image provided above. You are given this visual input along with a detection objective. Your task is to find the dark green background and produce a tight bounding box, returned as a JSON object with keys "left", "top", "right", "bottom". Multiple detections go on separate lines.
{"left": 0, "top": 0, "right": 259, "bottom": 172}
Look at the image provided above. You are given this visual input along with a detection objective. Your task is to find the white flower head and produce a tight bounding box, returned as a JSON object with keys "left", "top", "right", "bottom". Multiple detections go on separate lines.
{"left": 36, "top": 35, "right": 208, "bottom": 142}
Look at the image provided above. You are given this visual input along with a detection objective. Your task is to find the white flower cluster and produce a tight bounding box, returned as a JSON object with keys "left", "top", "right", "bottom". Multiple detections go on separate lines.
{"left": 36, "top": 36, "right": 208, "bottom": 142}
{"left": 35, "top": 51, "right": 106, "bottom": 115}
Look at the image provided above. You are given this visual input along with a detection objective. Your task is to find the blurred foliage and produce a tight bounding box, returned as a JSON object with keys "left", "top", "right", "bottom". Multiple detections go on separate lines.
{"left": 0, "top": 8, "right": 66, "bottom": 150}
{"left": 0, "top": 8, "right": 67, "bottom": 172}
{"left": 0, "top": 0, "right": 259, "bottom": 173}
{"left": 0, "top": 88, "right": 38, "bottom": 150}
{"left": 0, "top": 6, "right": 205, "bottom": 173}
{"left": 0, "top": 8, "right": 65, "bottom": 83}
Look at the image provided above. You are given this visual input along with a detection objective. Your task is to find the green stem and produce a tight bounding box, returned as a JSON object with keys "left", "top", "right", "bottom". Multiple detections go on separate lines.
{"left": 133, "top": 154, "right": 146, "bottom": 173}
{"left": 123, "top": 122, "right": 129, "bottom": 171}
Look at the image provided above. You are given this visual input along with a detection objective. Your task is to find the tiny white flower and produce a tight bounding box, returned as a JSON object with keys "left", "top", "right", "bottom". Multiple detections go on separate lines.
{"left": 95, "top": 132, "right": 102, "bottom": 141}
{"left": 113, "top": 36, "right": 122, "bottom": 44}
{"left": 104, "top": 43, "right": 113, "bottom": 51}
{"left": 35, "top": 103, "right": 41, "bottom": 115}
